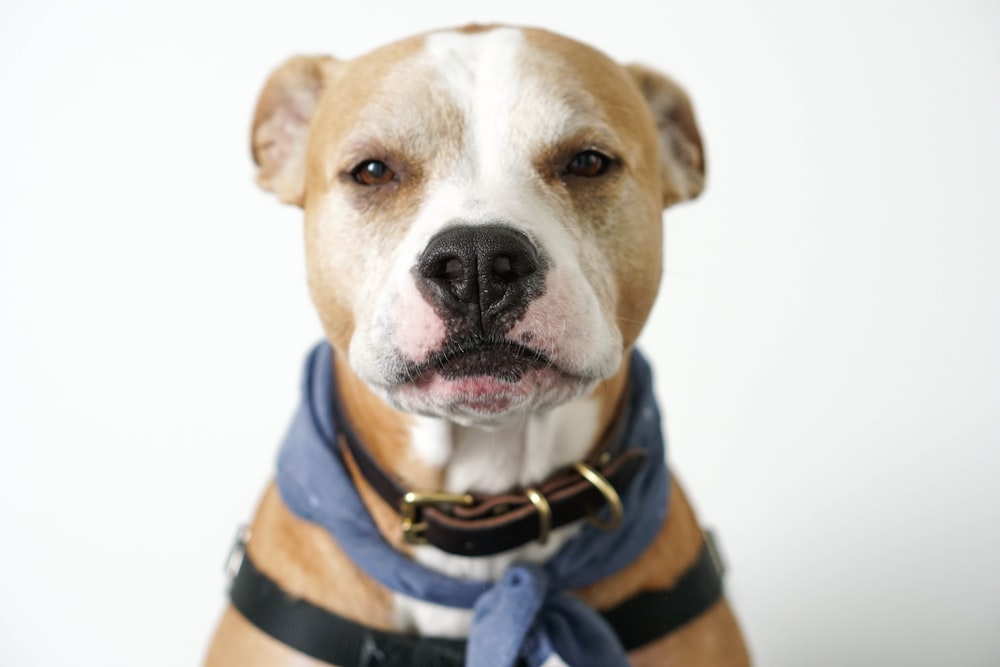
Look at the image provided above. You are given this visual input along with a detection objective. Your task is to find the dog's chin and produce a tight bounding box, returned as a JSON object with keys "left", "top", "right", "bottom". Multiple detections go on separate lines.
{"left": 379, "top": 348, "right": 595, "bottom": 426}
{"left": 391, "top": 369, "right": 589, "bottom": 426}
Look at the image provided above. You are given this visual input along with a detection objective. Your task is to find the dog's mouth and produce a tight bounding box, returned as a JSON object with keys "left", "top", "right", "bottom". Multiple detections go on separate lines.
{"left": 399, "top": 337, "right": 554, "bottom": 384}
{"left": 386, "top": 337, "right": 584, "bottom": 419}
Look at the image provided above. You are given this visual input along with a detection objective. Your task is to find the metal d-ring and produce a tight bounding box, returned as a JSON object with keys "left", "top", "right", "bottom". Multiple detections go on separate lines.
{"left": 572, "top": 461, "right": 624, "bottom": 532}
{"left": 524, "top": 487, "right": 552, "bottom": 545}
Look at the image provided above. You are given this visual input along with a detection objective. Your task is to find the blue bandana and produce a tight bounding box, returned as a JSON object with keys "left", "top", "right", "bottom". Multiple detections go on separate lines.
{"left": 276, "top": 343, "right": 669, "bottom": 667}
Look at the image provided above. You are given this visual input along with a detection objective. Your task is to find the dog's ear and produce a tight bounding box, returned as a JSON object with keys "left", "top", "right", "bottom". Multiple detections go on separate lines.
{"left": 251, "top": 55, "right": 337, "bottom": 206}
{"left": 626, "top": 64, "right": 706, "bottom": 208}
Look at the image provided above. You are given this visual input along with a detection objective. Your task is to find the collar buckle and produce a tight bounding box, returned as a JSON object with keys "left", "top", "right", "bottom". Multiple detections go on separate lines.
{"left": 400, "top": 491, "right": 475, "bottom": 545}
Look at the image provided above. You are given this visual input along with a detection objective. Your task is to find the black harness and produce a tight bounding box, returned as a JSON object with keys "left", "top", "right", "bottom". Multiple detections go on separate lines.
{"left": 227, "top": 531, "right": 726, "bottom": 666}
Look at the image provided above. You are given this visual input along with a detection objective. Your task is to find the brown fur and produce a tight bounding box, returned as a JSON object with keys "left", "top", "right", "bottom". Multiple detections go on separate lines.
{"left": 206, "top": 24, "right": 748, "bottom": 667}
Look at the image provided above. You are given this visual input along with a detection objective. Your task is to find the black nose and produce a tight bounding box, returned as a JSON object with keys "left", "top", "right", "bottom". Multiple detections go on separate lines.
{"left": 417, "top": 224, "right": 545, "bottom": 335}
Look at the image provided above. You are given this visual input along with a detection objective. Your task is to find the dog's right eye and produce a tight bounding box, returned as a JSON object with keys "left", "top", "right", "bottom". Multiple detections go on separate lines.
{"left": 566, "top": 150, "right": 612, "bottom": 178}
{"left": 352, "top": 160, "right": 395, "bottom": 186}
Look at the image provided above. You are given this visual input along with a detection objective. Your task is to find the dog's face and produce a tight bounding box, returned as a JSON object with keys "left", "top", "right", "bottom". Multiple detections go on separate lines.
{"left": 253, "top": 26, "right": 704, "bottom": 425}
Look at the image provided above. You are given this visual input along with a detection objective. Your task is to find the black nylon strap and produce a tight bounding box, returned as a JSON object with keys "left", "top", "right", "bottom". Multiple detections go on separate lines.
{"left": 601, "top": 536, "right": 724, "bottom": 651}
{"left": 229, "top": 537, "right": 723, "bottom": 666}
{"left": 230, "top": 551, "right": 467, "bottom": 667}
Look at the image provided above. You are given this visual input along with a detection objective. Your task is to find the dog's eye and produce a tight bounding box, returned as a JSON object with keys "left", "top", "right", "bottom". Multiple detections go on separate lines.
{"left": 352, "top": 160, "right": 395, "bottom": 186}
{"left": 566, "top": 150, "right": 611, "bottom": 178}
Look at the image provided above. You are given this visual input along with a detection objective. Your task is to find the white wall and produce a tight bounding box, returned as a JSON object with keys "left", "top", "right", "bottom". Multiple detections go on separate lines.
{"left": 1, "top": 1, "right": 998, "bottom": 665}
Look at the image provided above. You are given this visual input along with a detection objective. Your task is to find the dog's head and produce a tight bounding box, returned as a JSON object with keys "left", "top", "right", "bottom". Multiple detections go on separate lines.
{"left": 252, "top": 25, "right": 703, "bottom": 426}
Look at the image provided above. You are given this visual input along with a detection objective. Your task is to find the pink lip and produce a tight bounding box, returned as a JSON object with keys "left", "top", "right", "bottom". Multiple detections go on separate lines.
{"left": 390, "top": 364, "right": 584, "bottom": 418}
{"left": 416, "top": 374, "right": 528, "bottom": 413}
{"left": 436, "top": 376, "right": 518, "bottom": 397}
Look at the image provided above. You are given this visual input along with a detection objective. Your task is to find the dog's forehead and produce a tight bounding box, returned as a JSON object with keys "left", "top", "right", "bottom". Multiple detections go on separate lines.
{"left": 330, "top": 26, "right": 641, "bottom": 157}
{"left": 421, "top": 27, "right": 595, "bottom": 139}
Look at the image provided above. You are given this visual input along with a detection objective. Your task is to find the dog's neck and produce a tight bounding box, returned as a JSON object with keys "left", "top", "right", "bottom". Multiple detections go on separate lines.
{"left": 410, "top": 400, "right": 597, "bottom": 495}
{"left": 331, "top": 351, "right": 631, "bottom": 635}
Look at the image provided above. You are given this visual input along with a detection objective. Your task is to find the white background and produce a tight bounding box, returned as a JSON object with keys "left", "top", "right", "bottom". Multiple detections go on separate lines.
{"left": 1, "top": 1, "right": 998, "bottom": 665}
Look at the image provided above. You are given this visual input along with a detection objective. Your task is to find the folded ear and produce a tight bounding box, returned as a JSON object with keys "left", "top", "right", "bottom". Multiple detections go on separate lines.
{"left": 626, "top": 64, "right": 706, "bottom": 208}
{"left": 251, "top": 55, "right": 336, "bottom": 206}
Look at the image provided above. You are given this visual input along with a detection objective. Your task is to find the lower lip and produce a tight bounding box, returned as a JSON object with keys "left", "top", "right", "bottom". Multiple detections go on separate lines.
{"left": 395, "top": 369, "right": 551, "bottom": 414}
{"left": 423, "top": 374, "right": 526, "bottom": 411}
{"left": 392, "top": 365, "right": 581, "bottom": 417}
{"left": 438, "top": 375, "right": 518, "bottom": 396}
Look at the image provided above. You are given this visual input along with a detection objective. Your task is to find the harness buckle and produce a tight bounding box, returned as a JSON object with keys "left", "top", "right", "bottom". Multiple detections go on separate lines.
{"left": 400, "top": 491, "right": 475, "bottom": 545}
{"left": 703, "top": 529, "right": 727, "bottom": 577}
{"left": 225, "top": 524, "right": 252, "bottom": 578}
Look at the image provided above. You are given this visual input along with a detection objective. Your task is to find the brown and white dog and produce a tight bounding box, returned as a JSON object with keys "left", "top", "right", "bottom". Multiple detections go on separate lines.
{"left": 205, "top": 24, "right": 750, "bottom": 667}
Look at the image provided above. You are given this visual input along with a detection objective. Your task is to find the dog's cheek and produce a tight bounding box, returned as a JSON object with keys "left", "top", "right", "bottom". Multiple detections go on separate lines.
{"left": 580, "top": 177, "right": 662, "bottom": 350}
{"left": 303, "top": 202, "right": 378, "bottom": 353}
{"left": 508, "top": 265, "right": 621, "bottom": 376}
{"left": 614, "top": 193, "right": 664, "bottom": 348}
{"left": 392, "top": 276, "right": 446, "bottom": 364}
{"left": 305, "top": 250, "right": 355, "bottom": 352}
{"left": 618, "top": 259, "right": 661, "bottom": 348}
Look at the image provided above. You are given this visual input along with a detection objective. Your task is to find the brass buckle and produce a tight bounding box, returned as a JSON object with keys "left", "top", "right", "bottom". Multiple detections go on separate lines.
{"left": 525, "top": 487, "right": 552, "bottom": 545}
{"left": 572, "top": 462, "right": 624, "bottom": 531}
{"left": 400, "top": 491, "right": 475, "bottom": 545}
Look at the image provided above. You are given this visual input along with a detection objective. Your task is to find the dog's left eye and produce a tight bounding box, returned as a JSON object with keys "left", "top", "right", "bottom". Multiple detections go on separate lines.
{"left": 352, "top": 160, "right": 395, "bottom": 186}
{"left": 566, "top": 150, "right": 612, "bottom": 178}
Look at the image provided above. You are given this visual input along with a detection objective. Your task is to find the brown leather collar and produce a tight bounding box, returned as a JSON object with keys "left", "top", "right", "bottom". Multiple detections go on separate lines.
{"left": 330, "top": 380, "right": 646, "bottom": 557}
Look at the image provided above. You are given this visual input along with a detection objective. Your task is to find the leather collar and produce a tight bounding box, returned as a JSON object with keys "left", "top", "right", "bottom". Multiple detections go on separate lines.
{"left": 327, "top": 364, "right": 647, "bottom": 557}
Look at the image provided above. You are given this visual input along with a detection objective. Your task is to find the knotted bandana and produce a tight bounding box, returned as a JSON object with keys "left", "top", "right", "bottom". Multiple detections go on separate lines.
{"left": 276, "top": 343, "right": 669, "bottom": 666}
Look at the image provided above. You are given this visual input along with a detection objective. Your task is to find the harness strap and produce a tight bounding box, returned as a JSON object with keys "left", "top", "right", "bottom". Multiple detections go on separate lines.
{"left": 228, "top": 535, "right": 725, "bottom": 666}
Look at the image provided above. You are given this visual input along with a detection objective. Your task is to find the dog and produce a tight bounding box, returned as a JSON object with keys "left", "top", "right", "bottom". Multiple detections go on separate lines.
{"left": 205, "top": 24, "right": 750, "bottom": 667}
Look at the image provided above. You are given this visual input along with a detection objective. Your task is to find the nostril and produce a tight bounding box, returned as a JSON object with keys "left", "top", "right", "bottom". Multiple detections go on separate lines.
{"left": 423, "top": 257, "right": 465, "bottom": 281}
{"left": 491, "top": 251, "right": 536, "bottom": 284}
{"left": 492, "top": 255, "right": 513, "bottom": 280}
{"left": 443, "top": 258, "right": 464, "bottom": 281}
